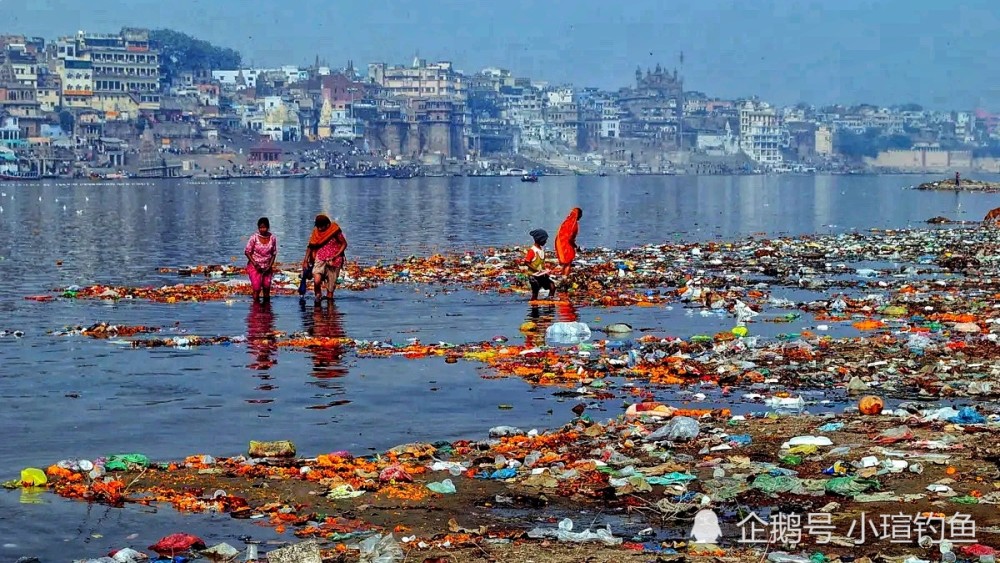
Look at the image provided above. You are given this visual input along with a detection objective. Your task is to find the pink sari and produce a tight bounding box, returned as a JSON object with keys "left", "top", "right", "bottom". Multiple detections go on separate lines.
{"left": 246, "top": 233, "right": 277, "bottom": 292}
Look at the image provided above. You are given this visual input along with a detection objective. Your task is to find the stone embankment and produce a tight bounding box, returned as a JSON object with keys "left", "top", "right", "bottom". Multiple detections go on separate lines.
{"left": 915, "top": 178, "right": 1000, "bottom": 191}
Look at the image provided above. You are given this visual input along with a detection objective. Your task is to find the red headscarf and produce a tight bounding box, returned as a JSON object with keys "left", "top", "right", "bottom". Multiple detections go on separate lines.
{"left": 309, "top": 214, "right": 341, "bottom": 249}
{"left": 555, "top": 207, "right": 582, "bottom": 265}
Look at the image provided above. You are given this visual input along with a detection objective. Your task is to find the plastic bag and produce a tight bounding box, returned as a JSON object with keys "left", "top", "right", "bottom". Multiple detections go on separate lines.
{"left": 378, "top": 464, "right": 412, "bottom": 483}
{"left": 646, "top": 416, "right": 700, "bottom": 442}
{"left": 105, "top": 454, "right": 150, "bottom": 471}
{"left": 111, "top": 548, "right": 146, "bottom": 563}
{"left": 646, "top": 472, "right": 697, "bottom": 486}
{"left": 752, "top": 474, "right": 802, "bottom": 494}
{"left": 545, "top": 322, "right": 592, "bottom": 345}
{"left": 825, "top": 476, "right": 878, "bottom": 496}
{"left": 327, "top": 484, "right": 365, "bottom": 499}
{"left": 526, "top": 518, "right": 623, "bottom": 545}
{"left": 298, "top": 265, "right": 313, "bottom": 296}
{"left": 426, "top": 479, "right": 456, "bottom": 494}
{"left": 767, "top": 553, "right": 812, "bottom": 563}
{"left": 476, "top": 467, "right": 517, "bottom": 480}
{"left": 875, "top": 426, "right": 914, "bottom": 444}
{"left": 782, "top": 436, "right": 832, "bottom": 448}
{"left": 949, "top": 406, "right": 986, "bottom": 425}
{"left": 766, "top": 396, "right": 805, "bottom": 415}
{"left": 20, "top": 468, "right": 47, "bottom": 487}
{"left": 734, "top": 300, "right": 759, "bottom": 324}
{"left": 359, "top": 534, "right": 404, "bottom": 563}
{"left": 148, "top": 533, "right": 206, "bottom": 555}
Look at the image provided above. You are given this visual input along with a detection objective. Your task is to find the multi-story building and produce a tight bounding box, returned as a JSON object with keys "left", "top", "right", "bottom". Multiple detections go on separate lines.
{"left": 367, "top": 59, "right": 466, "bottom": 100}
{"left": 537, "top": 87, "right": 581, "bottom": 148}
{"left": 53, "top": 54, "right": 94, "bottom": 108}
{"left": 2, "top": 49, "right": 39, "bottom": 88}
{"left": 616, "top": 65, "right": 685, "bottom": 147}
{"left": 955, "top": 111, "right": 975, "bottom": 144}
{"left": 53, "top": 28, "right": 161, "bottom": 112}
{"left": 599, "top": 101, "right": 621, "bottom": 139}
{"left": 739, "top": 101, "right": 786, "bottom": 167}
{"left": 213, "top": 68, "right": 266, "bottom": 91}
{"left": 815, "top": 125, "right": 833, "bottom": 156}
{"left": 35, "top": 72, "right": 61, "bottom": 112}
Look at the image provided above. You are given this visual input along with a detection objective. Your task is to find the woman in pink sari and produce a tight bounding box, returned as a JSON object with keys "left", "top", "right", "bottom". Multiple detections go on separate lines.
{"left": 245, "top": 217, "right": 278, "bottom": 302}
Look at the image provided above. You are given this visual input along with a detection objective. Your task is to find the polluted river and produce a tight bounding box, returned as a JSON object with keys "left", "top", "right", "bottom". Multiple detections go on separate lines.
{"left": 1, "top": 174, "right": 999, "bottom": 562}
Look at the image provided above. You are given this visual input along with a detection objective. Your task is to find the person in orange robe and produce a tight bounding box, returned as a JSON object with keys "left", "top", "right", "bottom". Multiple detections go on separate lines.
{"left": 303, "top": 214, "right": 348, "bottom": 302}
{"left": 555, "top": 207, "right": 582, "bottom": 276}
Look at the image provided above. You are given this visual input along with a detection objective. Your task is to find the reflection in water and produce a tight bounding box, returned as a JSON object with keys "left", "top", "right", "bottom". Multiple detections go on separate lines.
{"left": 524, "top": 304, "right": 555, "bottom": 348}
{"left": 246, "top": 302, "right": 278, "bottom": 374}
{"left": 555, "top": 301, "right": 579, "bottom": 323}
{"left": 19, "top": 487, "right": 45, "bottom": 504}
{"left": 524, "top": 301, "right": 579, "bottom": 347}
{"left": 300, "top": 300, "right": 348, "bottom": 382}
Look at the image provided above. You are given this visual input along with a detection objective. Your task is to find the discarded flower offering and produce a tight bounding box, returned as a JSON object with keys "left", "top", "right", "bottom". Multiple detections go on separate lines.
{"left": 7, "top": 222, "right": 1000, "bottom": 562}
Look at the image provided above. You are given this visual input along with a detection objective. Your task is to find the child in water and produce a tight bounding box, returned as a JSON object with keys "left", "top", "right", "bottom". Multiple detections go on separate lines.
{"left": 525, "top": 229, "right": 557, "bottom": 300}
{"left": 245, "top": 217, "right": 278, "bottom": 303}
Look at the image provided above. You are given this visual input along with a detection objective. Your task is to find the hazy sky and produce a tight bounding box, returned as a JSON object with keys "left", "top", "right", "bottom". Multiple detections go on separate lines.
{"left": 8, "top": 0, "right": 1000, "bottom": 109}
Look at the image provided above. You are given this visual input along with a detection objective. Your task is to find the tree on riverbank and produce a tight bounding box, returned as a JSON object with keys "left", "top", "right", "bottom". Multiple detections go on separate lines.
{"left": 150, "top": 29, "right": 242, "bottom": 83}
{"left": 834, "top": 129, "right": 912, "bottom": 159}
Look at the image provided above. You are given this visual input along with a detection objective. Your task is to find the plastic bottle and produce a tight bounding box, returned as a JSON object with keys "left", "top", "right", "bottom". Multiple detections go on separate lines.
{"left": 524, "top": 451, "right": 541, "bottom": 468}
{"left": 940, "top": 540, "right": 956, "bottom": 563}
{"left": 766, "top": 396, "right": 806, "bottom": 415}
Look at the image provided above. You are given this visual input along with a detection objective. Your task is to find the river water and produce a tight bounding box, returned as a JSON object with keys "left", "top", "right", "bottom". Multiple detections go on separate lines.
{"left": 0, "top": 173, "right": 995, "bottom": 558}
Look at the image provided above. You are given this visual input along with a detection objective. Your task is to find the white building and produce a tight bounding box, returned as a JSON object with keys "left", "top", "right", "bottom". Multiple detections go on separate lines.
{"left": 212, "top": 68, "right": 274, "bottom": 90}
{"left": 697, "top": 121, "right": 740, "bottom": 155}
{"left": 955, "top": 111, "right": 975, "bottom": 143}
{"left": 545, "top": 87, "right": 574, "bottom": 106}
{"left": 600, "top": 104, "right": 620, "bottom": 138}
{"left": 739, "top": 101, "right": 786, "bottom": 167}
{"left": 815, "top": 125, "right": 833, "bottom": 156}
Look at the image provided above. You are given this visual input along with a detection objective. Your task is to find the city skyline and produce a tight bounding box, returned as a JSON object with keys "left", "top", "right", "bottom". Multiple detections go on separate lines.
{"left": 6, "top": 0, "right": 1000, "bottom": 110}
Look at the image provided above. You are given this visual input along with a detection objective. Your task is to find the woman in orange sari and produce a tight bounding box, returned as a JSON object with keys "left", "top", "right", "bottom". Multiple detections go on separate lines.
{"left": 555, "top": 207, "right": 582, "bottom": 276}
{"left": 302, "top": 214, "right": 348, "bottom": 302}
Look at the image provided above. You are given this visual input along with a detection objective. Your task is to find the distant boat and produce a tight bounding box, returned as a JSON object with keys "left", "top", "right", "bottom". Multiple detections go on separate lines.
{"left": 88, "top": 172, "right": 128, "bottom": 181}
{"left": 213, "top": 171, "right": 308, "bottom": 180}
{"left": 521, "top": 173, "right": 539, "bottom": 183}
{"left": 391, "top": 169, "right": 418, "bottom": 179}
{"left": 0, "top": 171, "right": 41, "bottom": 181}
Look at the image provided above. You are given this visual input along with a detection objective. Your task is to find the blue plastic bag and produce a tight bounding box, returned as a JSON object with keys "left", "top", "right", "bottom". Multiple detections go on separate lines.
{"left": 949, "top": 406, "right": 986, "bottom": 425}
{"left": 298, "top": 266, "right": 312, "bottom": 296}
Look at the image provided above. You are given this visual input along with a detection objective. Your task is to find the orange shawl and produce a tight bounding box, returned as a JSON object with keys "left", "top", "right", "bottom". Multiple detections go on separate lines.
{"left": 555, "top": 207, "right": 581, "bottom": 264}
{"left": 309, "top": 215, "right": 342, "bottom": 249}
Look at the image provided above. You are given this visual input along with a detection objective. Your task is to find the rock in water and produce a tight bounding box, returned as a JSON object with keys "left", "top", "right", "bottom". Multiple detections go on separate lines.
{"left": 605, "top": 323, "right": 633, "bottom": 334}
{"left": 248, "top": 440, "right": 296, "bottom": 458}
